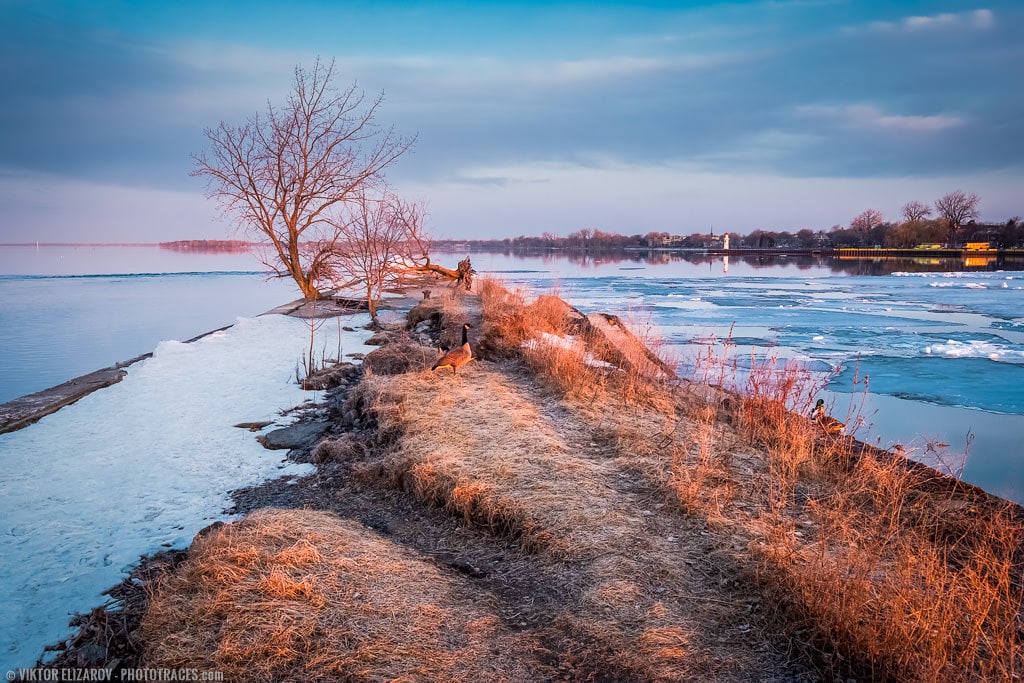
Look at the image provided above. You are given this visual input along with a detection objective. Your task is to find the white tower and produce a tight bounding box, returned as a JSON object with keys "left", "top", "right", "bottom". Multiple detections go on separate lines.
{"left": 723, "top": 233, "right": 730, "bottom": 250}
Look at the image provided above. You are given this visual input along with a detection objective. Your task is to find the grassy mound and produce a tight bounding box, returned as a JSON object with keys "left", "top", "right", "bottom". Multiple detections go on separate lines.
{"left": 142, "top": 508, "right": 550, "bottom": 682}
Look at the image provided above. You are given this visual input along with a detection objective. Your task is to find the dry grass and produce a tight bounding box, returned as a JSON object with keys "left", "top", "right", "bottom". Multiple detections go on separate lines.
{"left": 358, "top": 367, "right": 640, "bottom": 558}
{"left": 476, "top": 278, "right": 571, "bottom": 356}
{"left": 141, "top": 508, "right": 550, "bottom": 682}
{"left": 354, "top": 360, "right": 786, "bottom": 680}
{"left": 759, "top": 461, "right": 1024, "bottom": 682}
{"left": 363, "top": 337, "right": 439, "bottom": 376}
{"left": 679, "top": 339, "right": 1024, "bottom": 680}
{"left": 477, "top": 275, "right": 677, "bottom": 410}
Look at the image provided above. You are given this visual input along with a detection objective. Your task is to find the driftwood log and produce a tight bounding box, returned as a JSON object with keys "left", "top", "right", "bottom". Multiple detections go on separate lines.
{"left": 416, "top": 256, "right": 476, "bottom": 291}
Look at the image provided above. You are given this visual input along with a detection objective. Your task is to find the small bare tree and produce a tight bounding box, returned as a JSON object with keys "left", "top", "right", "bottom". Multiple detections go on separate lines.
{"left": 934, "top": 190, "right": 980, "bottom": 244}
{"left": 850, "top": 209, "right": 884, "bottom": 235}
{"left": 192, "top": 59, "right": 414, "bottom": 299}
{"left": 329, "top": 192, "right": 428, "bottom": 324}
{"left": 901, "top": 200, "right": 932, "bottom": 223}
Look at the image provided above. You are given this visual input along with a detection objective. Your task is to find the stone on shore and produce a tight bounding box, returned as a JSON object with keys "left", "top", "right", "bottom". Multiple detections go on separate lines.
{"left": 256, "top": 421, "right": 329, "bottom": 451}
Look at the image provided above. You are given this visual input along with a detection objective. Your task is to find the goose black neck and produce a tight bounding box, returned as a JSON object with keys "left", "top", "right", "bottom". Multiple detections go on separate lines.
{"left": 461, "top": 325, "right": 469, "bottom": 345}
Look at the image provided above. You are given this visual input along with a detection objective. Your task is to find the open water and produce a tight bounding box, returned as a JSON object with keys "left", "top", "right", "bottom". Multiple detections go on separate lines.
{"left": 0, "top": 244, "right": 296, "bottom": 403}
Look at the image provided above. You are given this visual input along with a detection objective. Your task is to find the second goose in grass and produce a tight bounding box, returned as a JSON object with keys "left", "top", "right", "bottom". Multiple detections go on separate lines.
{"left": 432, "top": 323, "right": 472, "bottom": 375}
{"left": 812, "top": 399, "right": 846, "bottom": 436}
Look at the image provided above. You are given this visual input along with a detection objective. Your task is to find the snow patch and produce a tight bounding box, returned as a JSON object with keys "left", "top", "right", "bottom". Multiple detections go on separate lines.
{"left": 522, "top": 332, "right": 616, "bottom": 368}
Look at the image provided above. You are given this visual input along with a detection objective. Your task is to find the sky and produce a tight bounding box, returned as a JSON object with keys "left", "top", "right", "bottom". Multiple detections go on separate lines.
{"left": 0, "top": 0, "right": 1021, "bottom": 242}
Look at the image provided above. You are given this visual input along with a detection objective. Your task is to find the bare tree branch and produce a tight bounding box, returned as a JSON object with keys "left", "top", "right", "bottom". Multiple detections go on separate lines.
{"left": 901, "top": 200, "right": 932, "bottom": 223}
{"left": 850, "top": 209, "right": 884, "bottom": 233}
{"left": 325, "top": 192, "right": 429, "bottom": 324}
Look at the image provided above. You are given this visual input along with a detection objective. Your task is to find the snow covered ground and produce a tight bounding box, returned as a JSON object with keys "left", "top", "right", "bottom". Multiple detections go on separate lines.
{"left": 0, "top": 313, "right": 376, "bottom": 670}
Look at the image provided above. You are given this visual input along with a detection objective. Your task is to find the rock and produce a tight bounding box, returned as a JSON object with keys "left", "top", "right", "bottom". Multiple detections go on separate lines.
{"left": 234, "top": 421, "right": 273, "bottom": 432}
{"left": 75, "top": 642, "right": 108, "bottom": 667}
{"left": 256, "top": 421, "right": 330, "bottom": 450}
{"left": 193, "top": 521, "right": 226, "bottom": 543}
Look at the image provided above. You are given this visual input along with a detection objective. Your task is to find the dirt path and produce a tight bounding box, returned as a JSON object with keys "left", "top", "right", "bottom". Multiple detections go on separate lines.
{"left": 340, "top": 352, "right": 803, "bottom": 681}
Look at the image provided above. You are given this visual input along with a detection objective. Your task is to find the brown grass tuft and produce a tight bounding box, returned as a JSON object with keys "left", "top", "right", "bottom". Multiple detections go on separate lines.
{"left": 477, "top": 277, "right": 571, "bottom": 359}
{"left": 478, "top": 277, "right": 678, "bottom": 411}
{"left": 142, "top": 509, "right": 551, "bottom": 682}
{"left": 363, "top": 340, "right": 438, "bottom": 375}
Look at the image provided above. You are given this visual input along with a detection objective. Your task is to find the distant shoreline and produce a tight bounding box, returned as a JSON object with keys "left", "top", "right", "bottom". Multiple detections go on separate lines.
{"left": 0, "top": 242, "right": 162, "bottom": 247}
{"left": 0, "top": 240, "right": 253, "bottom": 248}
{"left": 8, "top": 241, "right": 1024, "bottom": 258}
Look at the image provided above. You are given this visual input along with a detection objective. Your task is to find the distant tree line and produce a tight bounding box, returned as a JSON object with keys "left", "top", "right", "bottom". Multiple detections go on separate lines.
{"left": 159, "top": 240, "right": 253, "bottom": 253}
{"left": 440, "top": 191, "right": 1022, "bottom": 252}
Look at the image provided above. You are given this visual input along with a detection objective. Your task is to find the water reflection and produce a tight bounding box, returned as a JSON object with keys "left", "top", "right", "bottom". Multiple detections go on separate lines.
{"left": 452, "top": 248, "right": 1024, "bottom": 275}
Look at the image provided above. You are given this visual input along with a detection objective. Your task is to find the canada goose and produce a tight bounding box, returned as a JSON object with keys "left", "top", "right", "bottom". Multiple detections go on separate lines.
{"left": 812, "top": 399, "right": 846, "bottom": 436}
{"left": 432, "top": 323, "right": 472, "bottom": 375}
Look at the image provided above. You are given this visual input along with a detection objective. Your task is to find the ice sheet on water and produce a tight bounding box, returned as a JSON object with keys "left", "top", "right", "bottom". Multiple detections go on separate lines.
{"left": 727, "top": 336, "right": 778, "bottom": 348}
{"left": 924, "top": 338, "right": 1024, "bottom": 363}
{"left": 828, "top": 355, "right": 1024, "bottom": 414}
{"left": 0, "top": 313, "right": 376, "bottom": 670}
{"left": 993, "top": 319, "right": 1024, "bottom": 333}
{"left": 771, "top": 326, "right": 988, "bottom": 359}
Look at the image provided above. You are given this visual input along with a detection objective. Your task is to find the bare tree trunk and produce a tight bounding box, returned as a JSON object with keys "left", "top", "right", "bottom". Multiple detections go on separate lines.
{"left": 366, "top": 283, "right": 379, "bottom": 326}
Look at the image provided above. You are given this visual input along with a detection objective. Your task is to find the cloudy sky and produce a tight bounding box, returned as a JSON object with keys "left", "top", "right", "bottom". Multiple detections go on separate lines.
{"left": 0, "top": 0, "right": 1021, "bottom": 242}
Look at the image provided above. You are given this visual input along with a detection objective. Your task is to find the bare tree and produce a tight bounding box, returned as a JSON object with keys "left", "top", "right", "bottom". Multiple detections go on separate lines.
{"left": 192, "top": 59, "right": 414, "bottom": 299}
{"left": 901, "top": 200, "right": 932, "bottom": 223}
{"left": 934, "top": 190, "right": 980, "bottom": 244}
{"left": 850, "top": 209, "right": 884, "bottom": 233}
{"left": 329, "top": 192, "right": 428, "bottom": 324}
